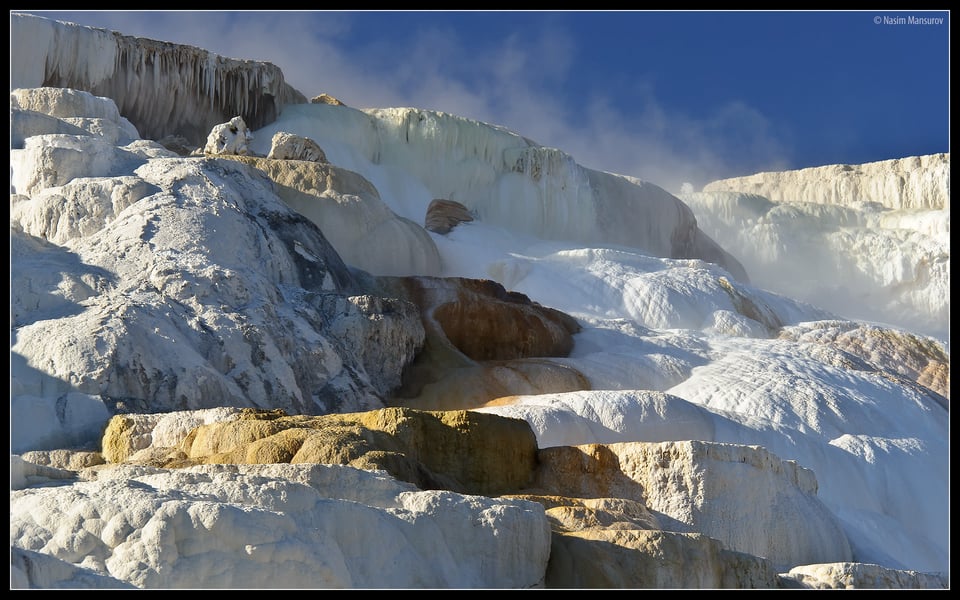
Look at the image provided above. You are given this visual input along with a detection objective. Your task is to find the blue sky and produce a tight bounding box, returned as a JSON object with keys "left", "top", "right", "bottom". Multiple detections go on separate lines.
{"left": 22, "top": 10, "right": 950, "bottom": 192}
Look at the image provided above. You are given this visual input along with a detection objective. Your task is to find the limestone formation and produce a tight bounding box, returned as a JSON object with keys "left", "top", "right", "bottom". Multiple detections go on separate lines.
{"left": 101, "top": 407, "right": 540, "bottom": 496}
{"left": 19, "top": 449, "right": 106, "bottom": 471}
{"left": 379, "top": 276, "right": 586, "bottom": 408}
{"left": 11, "top": 134, "right": 146, "bottom": 198}
{"left": 12, "top": 547, "right": 134, "bottom": 589}
{"left": 780, "top": 562, "right": 948, "bottom": 589}
{"left": 779, "top": 320, "right": 950, "bottom": 403}
{"left": 202, "top": 116, "right": 254, "bottom": 155}
{"left": 267, "top": 131, "right": 328, "bottom": 162}
{"left": 99, "top": 407, "right": 246, "bottom": 464}
{"left": 258, "top": 105, "right": 750, "bottom": 281}
{"left": 11, "top": 462, "right": 552, "bottom": 588}
{"left": 21, "top": 401, "right": 947, "bottom": 588}
{"left": 11, "top": 87, "right": 140, "bottom": 143}
{"left": 475, "top": 390, "right": 719, "bottom": 449}
{"left": 11, "top": 455, "right": 77, "bottom": 491}
{"left": 11, "top": 152, "right": 429, "bottom": 450}
{"left": 703, "top": 154, "right": 950, "bottom": 210}
{"left": 509, "top": 495, "right": 663, "bottom": 533}
{"left": 8, "top": 12, "right": 948, "bottom": 588}
{"left": 223, "top": 155, "right": 442, "bottom": 277}
{"left": 11, "top": 107, "right": 90, "bottom": 148}
{"left": 546, "top": 528, "right": 780, "bottom": 588}
{"left": 424, "top": 198, "right": 474, "bottom": 234}
{"left": 311, "top": 93, "right": 345, "bottom": 106}
{"left": 11, "top": 175, "right": 157, "bottom": 245}
{"left": 392, "top": 276, "right": 581, "bottom": 362}
{"left": 528, "top": 441, "right": 853, "bottom": 571}
{"left": 680, "top": 184, "right": 949, "bottom": 339}
{"left": 98, "top": 408, "right": 850, "bottom": 572}
{"left": 11, "top": 13, "right": 307, "bottom": 146}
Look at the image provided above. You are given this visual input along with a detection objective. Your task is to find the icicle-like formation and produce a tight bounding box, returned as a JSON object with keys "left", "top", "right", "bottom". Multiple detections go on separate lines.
{"left": 360, "top": 107, "right": 599, "bottom": 242}
{"left": 10, "top": 13, "right": 307, "bottom": 146}
{"left": 362, "top": 107, "right": 711, "bottom": 259}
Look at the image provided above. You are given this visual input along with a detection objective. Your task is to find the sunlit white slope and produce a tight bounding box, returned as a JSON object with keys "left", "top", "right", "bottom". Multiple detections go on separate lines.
{"left": 408, "top": 170, "right": 946, "bottom": 574}
{"left": 418, "top": 213, "right": 844, "bottom": 395}
{"left": 250, "top": 103, "right": 747, "bottom": 280}
{"left": 478, "top": 330, "right": 948, "bottom": 573}
{"left": 667, "top": 335, "right": 947, "bottom": 573}
{"left": 703, "top": 154, "right": 950, "bottom": 211}
{"left": 401, "top": 140, "right": 948, "bottom": 574}
{"left": 429, "top": 217, "right": 832, "bottom": 331}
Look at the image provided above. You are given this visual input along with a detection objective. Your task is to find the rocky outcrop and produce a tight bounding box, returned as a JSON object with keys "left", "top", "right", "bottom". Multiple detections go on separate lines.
{"left": 18, "top": 449, "right": 105, "bottom": 472}
{"left": 11, "top": 132, "right": 429, "bottom": 450}
{"left": 8, "top": 85, "right": 591, "bottom": 451}
{"left": 546, "top": 529, "right": 780, "bottom": 588}
{"left": 266, "top": 131, "right": 327, "bottom": 162}
{"left": 25, "top": 406, "right": 897, "bottom": 588}
{"left": 100, "top": 409, "right": 851, "bottom": 571}
{"left": 11, "top": 175, "right": 157, "bottom": 245}
{"left": 99, "top": 407, "right": 246, "bottom": 464}
{"left": 13, "top": 155, "right": 408, "bottom": 422}
{"left": 425, "top": 198, "right": 474, "bottom": 234}
{"left": 702, "top": 154, "right": 950, "bottom": 210}
{"left": 507, "top": 493, "right": 780, "bottom": 587}
{"left": 11, "top": 87, "right": 140, "bottom": 144}
{"left": 528, "top": 441, "right": 852, "bottom": 571}
{"left": 11, "top": 107, "right": 91, "bottom": 148}
{"left": 780, "top": 562, "right": 948, "bottom": 589}
{"left": 224, "top": 155, "right": 442, "bottom": 277}
{"left": 778, "top": 320, "right": 950, "bottom": 404}
{"left": 378, "top": 276, "right": 587, "bottom": 409}
{"left": 10, "top": 13, "right": 307, "bottom": 146}
{"left": 201, "top": 116, "right": 253, "bottom": 155}
{"left": 11, "top": 133, "right": 150, "bottom": 198}
{"left": 394, "top": 276, "right": 581, "bottom": 362}
{"left": 311, "top": 93, "right": 345, "bottom": 106}
{"left": 114, "top": 407, "right": 540, "bottom": 497}
{"left": 11, "top": 86, "right": 142, "bottom": 151}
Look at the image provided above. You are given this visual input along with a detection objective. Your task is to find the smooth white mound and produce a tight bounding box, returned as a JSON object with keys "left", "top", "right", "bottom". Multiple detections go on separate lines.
{"left": 11, "top": 462, "right": 552, "bottom": 588}
{"left": 11, "top": 87, "right": 140, "bottom": 143}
